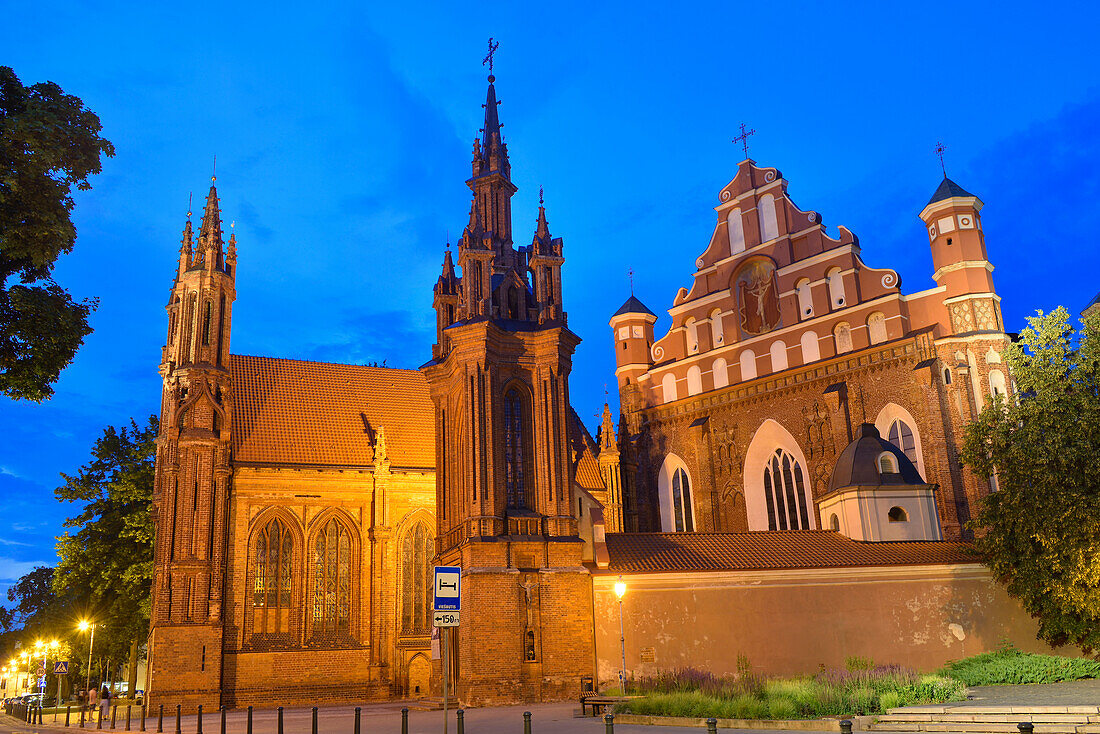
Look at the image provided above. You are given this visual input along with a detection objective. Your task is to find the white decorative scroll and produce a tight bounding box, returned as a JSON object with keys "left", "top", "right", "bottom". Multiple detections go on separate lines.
{"left": 764, "top": 170, "right": 776, "bottom": 182}
{"left": 652, "top": 343, "right": 665, "bottom": 362}
{"left": 881, "top": 271, "right": 898, "bottom": 288}
{"left": 721, "top": 189, "right": 732, "bottom": 202}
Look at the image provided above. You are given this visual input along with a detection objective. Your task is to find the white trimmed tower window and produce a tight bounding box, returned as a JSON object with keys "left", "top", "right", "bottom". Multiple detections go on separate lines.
{"left": 658, "top": 456, "right": 696, "bottom": 532}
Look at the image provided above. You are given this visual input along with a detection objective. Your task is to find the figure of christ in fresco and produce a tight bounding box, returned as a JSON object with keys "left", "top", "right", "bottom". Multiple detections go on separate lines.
{"left": 738, "top": 261, "right": 781, "bottom": 335}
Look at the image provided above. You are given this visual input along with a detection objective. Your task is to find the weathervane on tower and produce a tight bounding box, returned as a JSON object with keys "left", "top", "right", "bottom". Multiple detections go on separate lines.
{"left": 733, "top": 123, "right": 756, "bottom": 158}
{"left": 934, "top": 141, "right": 947, "bottom": 177}
{"left": 483, "top": 37, "right": 500, "bottom": 80}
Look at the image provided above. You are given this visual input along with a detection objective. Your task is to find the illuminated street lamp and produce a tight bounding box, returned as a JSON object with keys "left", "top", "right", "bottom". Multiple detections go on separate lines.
{"left": 614, "top": 576, "right": 627, "bottom": 694}
{"left": 78, "top": 620, "right": 97, "bottom": 699}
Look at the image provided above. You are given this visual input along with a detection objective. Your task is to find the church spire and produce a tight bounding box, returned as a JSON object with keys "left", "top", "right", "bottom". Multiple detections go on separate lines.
{"left": 197, "top": 178, "right": 224, "bottom": 270}
{"left": 177, "top": 196, "right": 193, "bottom": 277}
{"left": 598, "top": 402, "right": 617, "bottom": 453}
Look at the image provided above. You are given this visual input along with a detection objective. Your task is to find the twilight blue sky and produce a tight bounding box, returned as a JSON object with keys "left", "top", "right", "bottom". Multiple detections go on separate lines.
{"left": 2, "top": 1, "right": 1099, "bottom": 595}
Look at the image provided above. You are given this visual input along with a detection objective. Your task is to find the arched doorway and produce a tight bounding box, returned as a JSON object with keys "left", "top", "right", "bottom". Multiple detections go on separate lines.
{"left": 408, "top": 654, "right": 431, "bottom": 697}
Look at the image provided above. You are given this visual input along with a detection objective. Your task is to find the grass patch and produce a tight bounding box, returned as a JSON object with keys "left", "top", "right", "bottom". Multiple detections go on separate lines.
{"left": 939, "top": 645, "right": 1100, "bottom": 686}
{"left": 615, "top": 665, "right": 967, "bottom": 719}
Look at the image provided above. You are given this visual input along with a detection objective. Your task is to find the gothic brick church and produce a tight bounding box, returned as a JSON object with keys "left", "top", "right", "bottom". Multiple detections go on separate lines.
{"left": 146, "top": 67, "right": 1040, "bottom": 711}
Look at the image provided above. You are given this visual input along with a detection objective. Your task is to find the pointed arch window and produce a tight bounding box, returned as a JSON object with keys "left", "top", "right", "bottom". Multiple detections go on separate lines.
{"left": 202, "top": 301, "right": 212, "bottom": 345}
{"left": 504, "top": 388, "right": 532, "bottom": 509}
{"left": 671, "top": 467, "right": 694, "bottom": 532}
{"left": 253, "top": 518, "right": 293, "bottom": 635}
{"left": 762, "top": 449, "right": 810, "bottom": 530}
{"left": 401, "top": 523, "right": 433, "bottom": 635}
{"left": 313, "top": 518, "right": 351, "bottom": 636}
{"left": 887, "top": 419, "right": 918, "bottom": 465}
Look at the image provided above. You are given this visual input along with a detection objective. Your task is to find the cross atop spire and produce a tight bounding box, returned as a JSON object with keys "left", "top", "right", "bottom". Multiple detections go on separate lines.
{"left": 934, "top": 141, "right": 947, "bottom": 177}
{"left": 482, "top": 37, "right": 500, "bottom": 80}
{"left": 733, "top": 123, "right": 755, "bottom": 158}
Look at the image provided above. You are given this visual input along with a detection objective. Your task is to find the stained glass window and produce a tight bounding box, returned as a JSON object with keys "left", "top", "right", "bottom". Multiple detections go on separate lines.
{"left": 313, "top": 518, "right": 351, "bottom": 635}
{"left": 252, "top": 518, "right": 293, "bottom": 634}
{"left": 401, "top": 523, "right": 433, "bottom": 635}
{"left": 764, "top": 449, "right": 810, "bottom": 530}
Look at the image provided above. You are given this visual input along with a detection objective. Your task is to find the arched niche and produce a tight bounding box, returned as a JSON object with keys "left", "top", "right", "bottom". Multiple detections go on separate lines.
{"left": 657, "top": 454, "right": 697, "bottom": 532}
{"left": 743, "top": 420, "right": 815, "bottom": 531}
{"left": 873, "top": 403, "right": 926, "bottom": 479}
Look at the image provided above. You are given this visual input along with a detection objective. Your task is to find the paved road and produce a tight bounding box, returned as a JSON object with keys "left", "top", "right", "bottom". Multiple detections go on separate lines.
{"left": 0, "top": 702, "right": 839, "bottom": 734}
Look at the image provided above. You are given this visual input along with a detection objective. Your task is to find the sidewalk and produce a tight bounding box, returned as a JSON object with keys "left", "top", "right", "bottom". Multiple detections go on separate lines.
{"left": 0, "top": 701, "right": 837, "bottom": 734}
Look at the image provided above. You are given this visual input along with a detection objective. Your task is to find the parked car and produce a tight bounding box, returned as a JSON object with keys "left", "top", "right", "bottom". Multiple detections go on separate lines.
{"left": 21, "top": 692, "right": 46, "bottom": 707}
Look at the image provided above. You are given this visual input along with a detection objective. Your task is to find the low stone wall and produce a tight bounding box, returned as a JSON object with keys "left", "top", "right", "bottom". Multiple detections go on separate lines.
{"left": 593, "top": 563, "right": 1062, "bottom": 682}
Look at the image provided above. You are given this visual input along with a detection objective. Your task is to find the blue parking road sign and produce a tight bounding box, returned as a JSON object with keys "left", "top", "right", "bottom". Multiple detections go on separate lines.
{"left": 53, "top": 661, "right": 69, "bottom": 674}
{"left": 433, "top": 566, "right": 461, "bottom": 611}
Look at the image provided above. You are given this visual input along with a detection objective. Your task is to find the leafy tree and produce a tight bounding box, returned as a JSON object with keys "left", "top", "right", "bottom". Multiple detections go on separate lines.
{"left": 0, "top": 566, "right": 56, "bottom": 632}
{"left": 962, "top": 306, "right": 1100, "bottom": 652}
{"left": 0, "top": 65, "right": 114, "bottom": 401}
{"left": 54, "top": 416, "right": 157, "bottom": 694}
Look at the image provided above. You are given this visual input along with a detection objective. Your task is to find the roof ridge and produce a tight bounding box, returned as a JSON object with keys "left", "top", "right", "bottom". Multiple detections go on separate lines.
{"left": 229, "top": 352, "right": 424, "bottom": 374}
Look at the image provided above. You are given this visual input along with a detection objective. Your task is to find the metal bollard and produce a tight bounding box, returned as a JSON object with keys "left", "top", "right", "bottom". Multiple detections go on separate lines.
{"left": 312, "top": 707, "right": 318, "bottom": 734}
{"left": 81, "top": 705, "right": 87, "bottom": 728}
{"left": 157, "top": 705, "right": 164, "bottom": 734}
{"left": 175, "top": 704, "right": 181, "bottom": 734}
{"left": 98, "top": 704, "right": 104, "bottom": 729}
{"left": 840, "top": 721, "right": 853, "bottom": 734}
{"left": 401, "top": 707, "right": 408, "bottom": 734}
{"left": 456, "top": 709, "right": 464, "bottom": 734}
{"left": 127, "top": 705, "right": 133, "bottom": 731}
{"left": 142, "top": 705, "right": 147, "bottom": 732}
{"left": 246, "top": 707, "right": 253, "bottom": 734}
{"left": 112, "top": 704, "right": 118, "bottom": 729}
{"left": 524, "top": 711, "right": 532, "bottom": 734}
{"left": 1019, "top": 725, "right": 1035, "bottom": 734}
{"left": 277, "top": 707, "right": 284, "bottom": 734}
{"left": 67, "top": 705, "right": 73, "bottom": 727}
{"left": 706, "top": 718, "right": 718, "bottom": 734}
{"left": 353, "top": 707, "right": 360, "bottom": 734}
{"left": 197, "top": 705, "right": 203, "bottom": 734}
{"left": 604, "top": 712, "right": 614, "bottom": 734}
{"left": 220, "top": 707, "right": 226, "bottom": 734}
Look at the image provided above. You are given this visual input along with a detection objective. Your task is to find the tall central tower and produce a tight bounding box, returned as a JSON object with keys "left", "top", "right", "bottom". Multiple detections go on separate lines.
{"left": 422, "top": 67, "right": 593, "bottom": 704}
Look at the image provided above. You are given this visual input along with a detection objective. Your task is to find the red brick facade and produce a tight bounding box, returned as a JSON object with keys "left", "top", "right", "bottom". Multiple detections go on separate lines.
{"left": 146, "top": 70, "right": 1014, "bottom": 712}
{"left": 611, "top": 161, "right": 1008, "bottom": 541}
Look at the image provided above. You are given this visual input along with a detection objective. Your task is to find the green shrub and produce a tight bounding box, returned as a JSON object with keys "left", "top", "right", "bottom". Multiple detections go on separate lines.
{"left": 614, "top": 664, "right": 967, "bottom": 720}
{"left": 939, "top": 647, "right": 1100, "bottom": 686}
{"left": 845, "top": 655, "right": 875, "bottom": 672}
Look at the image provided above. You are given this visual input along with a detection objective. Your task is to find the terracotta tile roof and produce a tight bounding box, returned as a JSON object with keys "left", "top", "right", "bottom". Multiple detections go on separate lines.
{"left": 601, "top": 531, "right": 980, "bottom": 574}
{"left": 230, "top": 354, "right": 435, "bottom": 469}
{"left": 570, "top": 410, "right": 606, "bottom": 491}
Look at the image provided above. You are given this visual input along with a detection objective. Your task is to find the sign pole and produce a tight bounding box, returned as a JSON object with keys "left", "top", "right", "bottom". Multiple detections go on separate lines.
{"left": 442, "top": 630, "right": 448, "bottom": 734}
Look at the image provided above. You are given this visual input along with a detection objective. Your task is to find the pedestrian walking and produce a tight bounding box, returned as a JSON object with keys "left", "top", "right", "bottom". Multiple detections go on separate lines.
{"left": 89, "top": 687, "right": 98, "bottom": 719}
{"left": 100, "top": 686, "right": 110, "bottom": 722}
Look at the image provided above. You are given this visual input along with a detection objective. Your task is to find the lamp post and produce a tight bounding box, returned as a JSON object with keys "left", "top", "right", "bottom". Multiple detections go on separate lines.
{"left": 79, "top": 620, "right": 97, "bottom": 700}
{"left": 613, "top": 576, "right": 627, "bottom": 694}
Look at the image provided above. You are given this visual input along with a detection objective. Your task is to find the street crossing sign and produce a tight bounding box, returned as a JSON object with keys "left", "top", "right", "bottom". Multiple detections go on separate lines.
{"left": 433, "top": 611, "right": 460, "bottom": 627}
{"left": 54, "top": 661, "right": 69, "bottom": 674}
{"left": 433, "top": 566, "right": 461, "bottom": 612}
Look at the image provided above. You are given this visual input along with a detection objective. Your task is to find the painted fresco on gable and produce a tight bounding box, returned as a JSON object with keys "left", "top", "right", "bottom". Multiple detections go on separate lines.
{"left": 735, "top": 259, "right": 780, "bottom": 336}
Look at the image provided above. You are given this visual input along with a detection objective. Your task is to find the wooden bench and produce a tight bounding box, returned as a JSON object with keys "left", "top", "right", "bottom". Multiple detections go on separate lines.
{"left": 580, "top": 695, "right": 629, "bottom": 716}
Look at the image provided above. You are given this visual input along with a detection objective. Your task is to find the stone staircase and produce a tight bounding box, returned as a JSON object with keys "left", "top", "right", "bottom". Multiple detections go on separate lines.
{"left": 410, "top": 696, "right": 459, "bottom": 711}
{"left": 867, "top": 704, "right": 1100, "bottom": 733}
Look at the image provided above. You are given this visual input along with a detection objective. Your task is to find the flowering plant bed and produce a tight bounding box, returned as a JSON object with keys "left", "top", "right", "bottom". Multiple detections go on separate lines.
{"left": 612, "top": 665, "right": 967, "bottom": 720}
